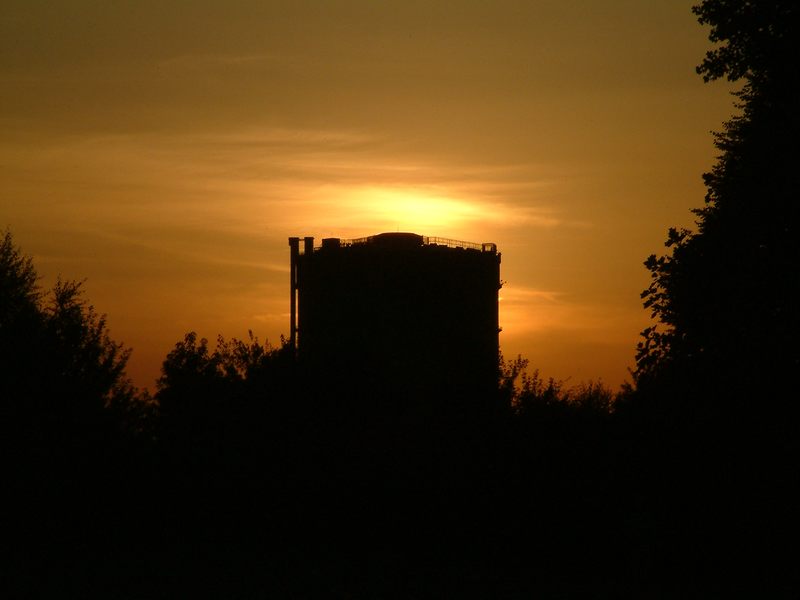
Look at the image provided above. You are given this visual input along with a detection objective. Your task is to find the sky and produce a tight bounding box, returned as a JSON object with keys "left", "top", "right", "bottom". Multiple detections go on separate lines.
{"left": 1, "top": 1, "right": 734, "bottom": 392}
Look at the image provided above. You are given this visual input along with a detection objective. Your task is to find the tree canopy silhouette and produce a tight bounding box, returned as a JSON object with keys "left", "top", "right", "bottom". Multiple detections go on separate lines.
{"left": 628, "top": 9, "right": 800, "bottom": 585}
{"left": 1, "top": 230, "right": 138, "bottom": 446}
{"left": 635, "top": 0, "right": 800, "bottom": 406}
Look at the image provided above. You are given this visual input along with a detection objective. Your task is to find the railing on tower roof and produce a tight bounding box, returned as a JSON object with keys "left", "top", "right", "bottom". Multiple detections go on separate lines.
{"left": 324, "top": 233, "right": 496, "bottom": 253}
{"left": 424, "top": 236, "right": 496, "bottom": 252}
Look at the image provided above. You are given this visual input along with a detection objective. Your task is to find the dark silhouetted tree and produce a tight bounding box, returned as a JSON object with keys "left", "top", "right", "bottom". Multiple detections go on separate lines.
{"left": 0, "top": 229, "right": 39, "bottom": 326}
{"left": 1, "top": 230, "right": 139, "bottom": 442}
{"left": 1, "top": 230, "right": 42, "bottom": 419}
{"left": 635, "top": 1, "right": 800, "bottom": 407}
{"left": 154, "top": 330, "right": 296, "bottom": 468}
{"left": 628, "top": 5, "right": 800, "bottom": 588}
{"left": 2, "top": 230, "right": 156, "bottom": 595}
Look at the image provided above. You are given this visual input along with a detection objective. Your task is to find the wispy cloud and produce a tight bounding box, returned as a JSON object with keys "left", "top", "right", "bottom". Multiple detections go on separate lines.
{"left": 2, "top": 125, "right": 566, "bottom": 238}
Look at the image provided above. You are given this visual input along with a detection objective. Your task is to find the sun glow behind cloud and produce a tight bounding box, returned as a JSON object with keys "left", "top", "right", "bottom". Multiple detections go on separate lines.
{"left": 298, "top": 185, "right": 513, "bottom": 238}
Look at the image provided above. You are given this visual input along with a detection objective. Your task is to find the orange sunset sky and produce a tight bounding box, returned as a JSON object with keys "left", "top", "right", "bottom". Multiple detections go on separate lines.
{"left": 1, "top": 1, "right": 734, "bottom": 391}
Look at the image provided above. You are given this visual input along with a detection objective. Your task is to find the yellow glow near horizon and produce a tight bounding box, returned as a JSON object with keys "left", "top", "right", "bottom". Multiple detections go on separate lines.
{"left": 305, "top": 186, "right": 507, "bottom": 237}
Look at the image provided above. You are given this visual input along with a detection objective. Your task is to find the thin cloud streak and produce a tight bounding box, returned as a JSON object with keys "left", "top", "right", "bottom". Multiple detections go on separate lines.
{"left": 2, "top": 126, "right": 565, "bottom": 238}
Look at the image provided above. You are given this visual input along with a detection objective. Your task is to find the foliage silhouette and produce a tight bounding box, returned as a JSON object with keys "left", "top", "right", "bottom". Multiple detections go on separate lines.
{"left": 627, "top": 2, "right": 800, "bottom": 590}
{"left": 636, "top": 0, "right": 800, "bottom": 410}
{"left": 501, "top": 353, "right": 617, "bottom": 417}
{"left": 1, "top": 230, "right": 140, "bottom": 439}
{"left": 1, "top": 230, "right": 161, "bottom": 597}
{"left": 154, "top": 330, "right": 296, "bottom": 469}
{"left": 0, "top": 229, "right": 39, "bottom": 324}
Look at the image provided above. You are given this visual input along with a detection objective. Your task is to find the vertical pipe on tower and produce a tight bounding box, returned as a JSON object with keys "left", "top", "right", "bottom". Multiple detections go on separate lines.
{"left": 288, "top": 237, "right": 300, "bottom": 350}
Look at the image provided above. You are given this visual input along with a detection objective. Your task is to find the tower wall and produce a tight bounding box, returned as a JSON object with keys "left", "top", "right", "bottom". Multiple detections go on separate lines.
{"left": 290, "top": 232, "right": 501, "bottom": 405}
